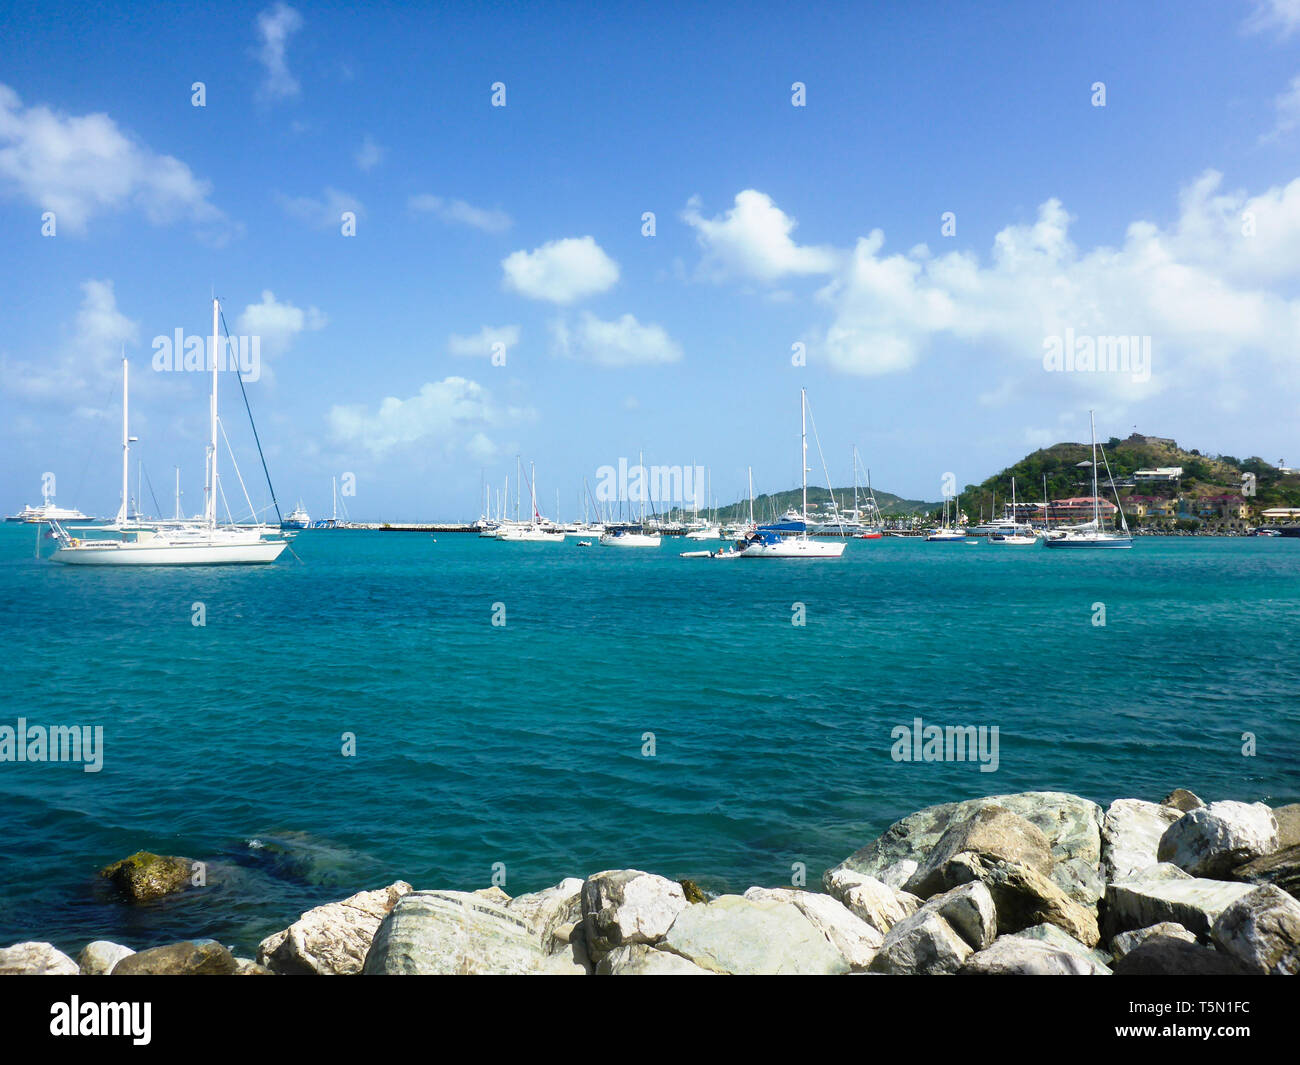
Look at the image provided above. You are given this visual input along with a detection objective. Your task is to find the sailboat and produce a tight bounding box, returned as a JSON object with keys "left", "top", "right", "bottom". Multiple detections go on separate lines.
{"left": 497, "top": 461, "right": 565, "bottom": 542}
{"left": 48, "top": 299, "right": 289, "bottom": 565}
{"left": 1043, "top": 411, "right": 1133, "bottom": 549}
{"left": 926, "top": 489, "right": 968, "bottom": 541}
{"left": 738, "top": 390, "right": 845, "bottom": 558}
{"left": 600, "top": 449, "right": 662, "bottom": 547}
{"left": 988, "top": 477, "right": 1036, "bottom": 545}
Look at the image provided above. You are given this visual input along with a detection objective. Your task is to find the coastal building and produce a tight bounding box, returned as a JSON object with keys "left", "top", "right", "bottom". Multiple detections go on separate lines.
{"left": 1134, "top": 467, "right": 1183, "bottom": 483}
{"left": 1194, "top": 495, "right": 1251, "bottom": 521}
{"left": 1033, "top": 496, "right": 1119, "bottom": 526}
{"left": 1261, "top": 507, "right": 1300, "bottom": 523}
{"left": 1125, "top": 495, "right": 1177, "bottom": 520}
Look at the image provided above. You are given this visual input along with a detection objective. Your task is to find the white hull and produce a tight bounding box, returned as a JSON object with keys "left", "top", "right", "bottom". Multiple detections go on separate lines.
{"left": 497, "top": 527, "right": 565, "bottom": 542}
{"left": 925, "top": 531, "right": 968, "bottom": 542}
{"left": 599, "top": 533, "right": 662, "bottom": 547}
{"left": 740, "top": 537, "right": 846, "bottom": 558}
{"left": 1044, "top": 535, "right": 1132, "bottom": 549}
{"left": 52, "top": 538, "right": 288, "bottom": 565}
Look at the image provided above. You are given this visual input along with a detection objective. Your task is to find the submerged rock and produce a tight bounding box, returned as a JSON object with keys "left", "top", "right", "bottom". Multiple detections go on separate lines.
{"left": 1209, "top": 884, "right": 1300, "bottom": 975}
{"left": 257, "top": 880, "right": 411, "bottom": 975}
{"left": 659, "top": 894, "right": 848, "bottom": 974}
{"left": 1157, "top": 801, "right": 1279, "bottom": 877}
{"left": 904, "top": 806, "right": 1054, "bottom": 899}
{"left": 99, "top": 850, "right": 193, "bottom": 903}
{"left": 1102, "top": 799, "right": 1182, "bottom": 881}
{"left": 363, "top": 890, "right": 545, "bottom": 975}
{"left": 962, "top": 935, "right": 1110, "bottom": 975}
{"left": 0, "top": 941, "right": 79, "bottom": 975}
{"left": 743, "top": 886, "right": 883, "bottom": 970}
{"left": 77, "top": 941, "right": 135, "bottom": 976}
{"left": 581, "top": 870, "right": 688, "bottom": 958}
{"left": 113, "top": 939, "right": 238, "bottom": 975}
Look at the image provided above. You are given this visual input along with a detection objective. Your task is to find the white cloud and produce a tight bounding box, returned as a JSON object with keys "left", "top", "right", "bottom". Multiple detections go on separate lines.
{"left": 551, "top": 311, "right": 682, "bottom": 367}
{"left": 254, "top": 3, "right": 304, "bottom": 102}
{"left": 236, "top": 290, "right": 326, "bottom": 355}
{"left": 502, "top": 236, "right": 619, "bottom": 303}
{"left": 0, "top": 83, "right": 221, "bottom": 235}
{"left": 328, "top": 376, "right": 527, "bottom": 457}
{"left": 682, "top": 189, "right": 839, "bottom": 282}
{"left": 447, "top": 324, "right": 520, "bottom": 358}
{"left": 1245, "top": 0, "right": 1300, "bottom": 37}
{"left": 804, "top": 172, "right": 1300, "bottom": 410}
{"left": 409, "top": 194, "right": 512, "bottom": 233}
{"left": 355, "top": 135, "right": 384, "bottom": 172}
{"left": 279, "top": 186, "right": 363, "bottom": 229}
{"left": 1263, "top": 75, "right": 1300, "bottom": 141}
{"left": 1, "top": 279, "right": 136, "bottom": 406}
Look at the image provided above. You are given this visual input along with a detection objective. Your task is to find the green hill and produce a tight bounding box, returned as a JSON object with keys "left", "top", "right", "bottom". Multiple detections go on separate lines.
{"left": 667, "top": 485, "right": 940, "bottom": 523}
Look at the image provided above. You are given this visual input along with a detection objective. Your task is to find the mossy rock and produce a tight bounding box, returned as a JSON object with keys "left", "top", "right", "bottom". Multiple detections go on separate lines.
{"left": 679, "top": 878, "right": 707, "bottom": 904}
{"left": 99, "top": 850, "right": 193, "bottom": 902}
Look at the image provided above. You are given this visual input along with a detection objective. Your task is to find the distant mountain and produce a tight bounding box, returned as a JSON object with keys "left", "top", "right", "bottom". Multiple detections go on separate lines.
{"left": 669, "top": 485, "right": 940, "bottom": 523}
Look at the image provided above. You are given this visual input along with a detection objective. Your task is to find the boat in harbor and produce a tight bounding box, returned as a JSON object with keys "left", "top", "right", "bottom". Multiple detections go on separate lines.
{"left": 987, "top": 478, "right": 1037, "bottom": 545}
{"left": 496, "top": 461, "right": 565, "bottom": 542}
{"left": 7, "top": 497, "right": 92, "bottom": 524}
{"left": 282, "top": 501, "right": 310, "bottom": 530}
{"left": 1043, "top": 412, "right": 1132, "bottom": 550}
{"left": 599, "top": 449, "right": 662, "bottom": 547}
{"left": 926, "top": 491, "right": 968, "bottom": 541}
{"left": 738, "top": 390, "right": 845, "bottom": 558}
{"left": 48, "top": 299, "right": 289, "bottom": 566}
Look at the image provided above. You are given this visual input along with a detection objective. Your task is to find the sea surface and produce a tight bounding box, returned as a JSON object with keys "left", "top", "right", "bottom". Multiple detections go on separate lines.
{"left": 1, "top": 526, "right": 1297, "bottom": 956}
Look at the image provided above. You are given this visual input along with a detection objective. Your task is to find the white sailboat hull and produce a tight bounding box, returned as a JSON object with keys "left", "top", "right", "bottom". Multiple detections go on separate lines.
{"left": 1043, "top": 535, "right": 1132, "bottom": 549}
{"left": 52, "top": 537, "right": 288, "bottom": 565}
{"left": 740, "top": 537, "right": 846, "bottom": 558}
{"left": 599, "top": 533, "right": 662, "bottom": 547}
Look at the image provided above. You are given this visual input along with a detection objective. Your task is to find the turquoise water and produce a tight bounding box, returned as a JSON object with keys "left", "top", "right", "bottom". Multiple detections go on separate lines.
{"left": 1, "top": 526, "right": 1298, "bottom": 955}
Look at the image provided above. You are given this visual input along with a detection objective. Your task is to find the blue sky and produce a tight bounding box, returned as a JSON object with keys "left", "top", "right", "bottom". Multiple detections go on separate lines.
{"left": 3, "top": 0, "right": 1300, "bottom": 521}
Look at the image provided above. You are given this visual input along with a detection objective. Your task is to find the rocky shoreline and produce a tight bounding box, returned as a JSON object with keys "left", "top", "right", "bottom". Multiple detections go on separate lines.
{"left": 3, "top": 789, "right": 1297, "bottom": 975}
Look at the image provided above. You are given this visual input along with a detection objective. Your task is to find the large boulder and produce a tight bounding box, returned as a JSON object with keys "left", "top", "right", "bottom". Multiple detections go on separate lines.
{"left": 1111, "top": 937, "right": 1253, "bottom": 975}
{"left": 581, "top": 870, "right": 688, "bottom": 958}
{"left": 1274, "top": 804, "right": 1300, "bottom": 849}
{"left": 1157, "top": 801, "right": 1279, "bottom": 877}
{"left": 506, "top": 878, "right": 585, "bottom": 953}
{"left": 916, "top": 881, "right": 998, "bottom": 952}
{"left": 824, "top": 871, "right": 920, "bottom": 935}
{"left": 826, "top": 791, "right": 1103, "bottom": 887}
{"left": 961, "top": 935, "right": 1110, "bottom": 975}
{"left": 536, "top": 933, "right": 594, "bottom": 975}
{"left": 98, "top": 851, "right": 193, "bottom": 903}
{"left": 904, "top": 806, "right": 1053, "bottom": 899}
{"left": 1232, "top": 843, "right": 1300, "bottom": 899}
{"left": 1011, "top": 923, "right": 1111, "bottom": 969}
{"left": 658, "top": 894, "right": 848, "bottom": 974}
{"left": 868, "top": 909, "right": 973, "bottom": 974}
{"left": 257, "top": 880, "right": 411, "bottom": 975}
{"left": 954, "top": 857, "right": 1100, "bottom": 946}
{"left": 596, "top": 942, "right": 717, "bottom": 975}
{"left": 112, "top": 940, "right": 238, "bottom": 975}
{"left": 1209, "top": 884, "right": 1300, "bottom": 975}
{"left": 77, "top": 941, "right": 135, "bottom": 976}
{"left": 362, "top": 890, "right": 546, "bottom": 974}
{"left": 743, "top": 887, "right": 883, "bottom": 970}
{"left": 1102, "top": 799, "right": 1183, "bottom": 881}
{"left": 1051, "top": 857, "right": 1106, "bottom": 908}
{"left": 0, "top": 941, "right": 79, "bottom": 975}
{"left": 1161, "top": 789, "right": 1204, "bottom": 813}
{"left": 1104, "top": 867, "right": 1256, "bottom": 940}
{"left": 1110, "top": 922, "right": 1196, "bottom": 960}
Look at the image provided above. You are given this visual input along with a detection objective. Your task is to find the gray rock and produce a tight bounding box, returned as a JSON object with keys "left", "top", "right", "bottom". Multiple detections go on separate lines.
{"left": 659, "top": 894, "right": 848, "bottom": 974}
{"left": 233, "top": 957, "right": 274, "bottom": 975}
{"left": 743, "top": 886, "right": 883, "bottom": 970}
{"left": 473, "top": 885, "right": 511, "bottom": 904}
{"left": 1112, "top": 937, "right": 1253, "bottom": 975}
{"left": 1104, "top": 868, "right": 1256, "bottom": 940}
{"left": 1209, "top": 884, "right": 1300, "bottom": 975}
{"left": 1011, "top": 923, "right": 1111, "bottom": 968}
{"left": 1232, "top": 843, "right": 1300, "bottom": 899}
{"left": 1161, "top": 788, "right": 1205, "bottom": 813}
{"left": 257, "top": 880, "right": 412, "bottom": 975}
{"left": 961, "top": 935, "right": 1110, "bottom": 975}
{"left": 0, "top": 941, "right": 79, "bottom": 975}
{"left": 1051, "top": 856, "right": 1106, "bottom": 908}
{"left": 1110, "top": 922, "right": 1196, "bottom": 960}
{"left": 904, "top": 806, "right": 1054, "bottom": 899}
{"left": 1157, "top": 801, "right": 1279, "bottom": 877}
{"left": 824, "top": 870, "right": 920, "bottom": 935}
{"left": 868, "top": 909, "right": 973, "bottom": 974}
{"left": 826, "top": 791, "right": 1102, "bottom": 888}
{"left": 506, "top": 877, "right": 585, "bottom": 953}
{"left": 876, "top": 859, "right": 918, "bottom": 891}
{"left": 535, "top": 932, "right": 594, "bottom": 975}
{"left": 77, "top": 940, "right": 135, "bottom": 976}
{"left": 596, "top": 942, "right": 717, "bottom": 975}
{"left": 1102, "top": 799, "right": 1183, "bottom": 881}
{"left": 958, "top": 857, "right": 1101, "bottom": 946}
{"left": 362, "top": 890, "right": 546, "bottom": 974}
{"left": 915, "top": 881, "right": 998, "bottom": 951}
{"left": 1274, "top": 804, "right": 1300, "bottom": 849}
{"left": 112, "top": 939, "right": 238, "bottom": 975}
{"left": 581, "top": 870, "right": 688, "bottom": 958}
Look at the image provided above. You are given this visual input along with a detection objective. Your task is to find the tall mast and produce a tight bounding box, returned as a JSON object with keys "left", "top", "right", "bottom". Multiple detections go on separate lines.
{"left": 174, "top": 466, "right": 182, "bottom": 519}
{"left": 118, "top": 356, "right": 130, "bottom": 526}
{"left": 206, "top": 297, "right": 219, "bottom": 530}
{"left": 332, "top": 475, "right": 338, "bottom": 522}
{"left": 748, "top": 465, "right": 754, "bottom": 526}
{"left": 800, "top": 388, "right": 808, "bottom": 528}
{"left": 1090, "top": 409, "right": 1099, "bottom": 528}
